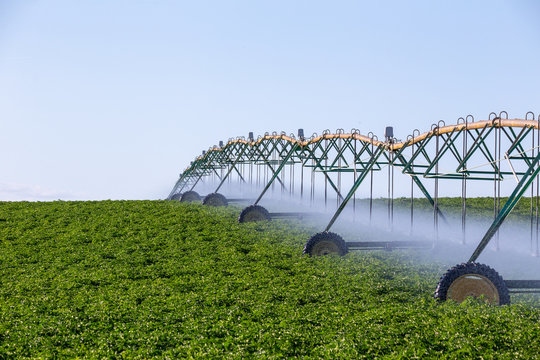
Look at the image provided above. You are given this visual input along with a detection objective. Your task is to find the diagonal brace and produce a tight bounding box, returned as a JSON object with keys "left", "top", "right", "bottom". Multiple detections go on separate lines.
{"left": 254, "top": 143, "right": 300, "bottom": 205}
{"left": 469, "top": 150, "right": 540, "bottom": 262}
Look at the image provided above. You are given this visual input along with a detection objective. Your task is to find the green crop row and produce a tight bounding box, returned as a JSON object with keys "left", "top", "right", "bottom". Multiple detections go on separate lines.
{"left": 357, "top": 196, "right": 540, "bottom": 222}
{"left": 0, "top": 200, "right": 539, "bottom": 358}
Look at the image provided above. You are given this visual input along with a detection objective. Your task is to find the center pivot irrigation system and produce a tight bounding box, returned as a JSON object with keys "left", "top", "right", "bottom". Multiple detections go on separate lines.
{"left": 168, "top": 111, "right": 540, "bottom": 305}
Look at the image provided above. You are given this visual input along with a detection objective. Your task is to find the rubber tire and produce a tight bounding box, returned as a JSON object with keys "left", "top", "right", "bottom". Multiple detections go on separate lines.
{"left": 303, "top": 232, "right": 348, "bottom": 256}
{"left": 180, "top": 191, "right": 201, "bottom": 202}
{"left": 203, "top": 193, "right": 228, "bottom": 207}
{"left": 434, "top": 262, "right": 510, "bottom": 305}
{"left": 238, "top": 205, "right": 271, "bottom": 223}
{"left": 170, "top": 193, "right": 182, "bottom": 201}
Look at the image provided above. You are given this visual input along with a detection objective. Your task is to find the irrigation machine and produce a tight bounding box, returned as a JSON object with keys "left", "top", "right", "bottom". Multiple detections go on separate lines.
{"left": 169, "top": 112, "right": 540, "bottom": 305}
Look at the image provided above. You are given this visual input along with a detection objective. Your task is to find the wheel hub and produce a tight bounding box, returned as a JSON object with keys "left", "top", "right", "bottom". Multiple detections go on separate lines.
{"left": 312, "top": 240, "right": 340, "bottom": 256}
{"left": 447, "top": 274, "right": 500, "bottom": 304}
{"left": 244, "top": 210, "right": 265, "bottom": 222}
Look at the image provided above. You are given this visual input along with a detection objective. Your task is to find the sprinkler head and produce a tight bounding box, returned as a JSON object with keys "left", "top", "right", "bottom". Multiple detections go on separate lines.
{"left": 248, "top": 132, "right": 254, "bottom": 141}
{"left": 219, "top": 140, "right": 224, "bottom": 147}
{"left": 298, "top": 128, "right": 304, "bottom": 139}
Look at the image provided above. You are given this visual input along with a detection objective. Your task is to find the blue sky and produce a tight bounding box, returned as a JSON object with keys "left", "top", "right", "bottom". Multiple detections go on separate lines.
{"left": 1, "top": 0, "right": 539, "bottom": 200}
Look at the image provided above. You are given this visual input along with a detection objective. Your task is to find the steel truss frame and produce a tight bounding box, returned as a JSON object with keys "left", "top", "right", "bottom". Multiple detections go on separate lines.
{"left": 169, "top": 112, "right": 540, "bottom": 281}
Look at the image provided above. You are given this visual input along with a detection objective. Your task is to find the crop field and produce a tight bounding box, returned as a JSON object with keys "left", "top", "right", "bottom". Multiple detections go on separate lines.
{"left": 1, "top": 200, "right": 540, "bottom": 358}
{"left": 369, "top": 196, "right": 538, "bottom": 219}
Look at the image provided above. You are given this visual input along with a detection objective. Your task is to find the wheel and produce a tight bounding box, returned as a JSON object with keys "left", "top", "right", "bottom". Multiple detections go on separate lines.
{"left": 170, "top": 193, "right": 182, "bottom": 201}
{"left": 203, "top": 193, "right": 228, "bottom": 207}
{"left": 180, "top": 191, "right": 200, "bottom": 202}
{"left": 303, "top": 232, "right": 348, "bottom": 256}
{"left": 238, "top": 205, "right": 271, "bottom": 223}
{"left": 434, "top": 262, "right": 510, "bottom": 305}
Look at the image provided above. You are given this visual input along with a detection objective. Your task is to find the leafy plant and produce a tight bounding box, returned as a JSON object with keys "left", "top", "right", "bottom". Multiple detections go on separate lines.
{"left": 0, "top": 200, "right": 539, "bottom": 358}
